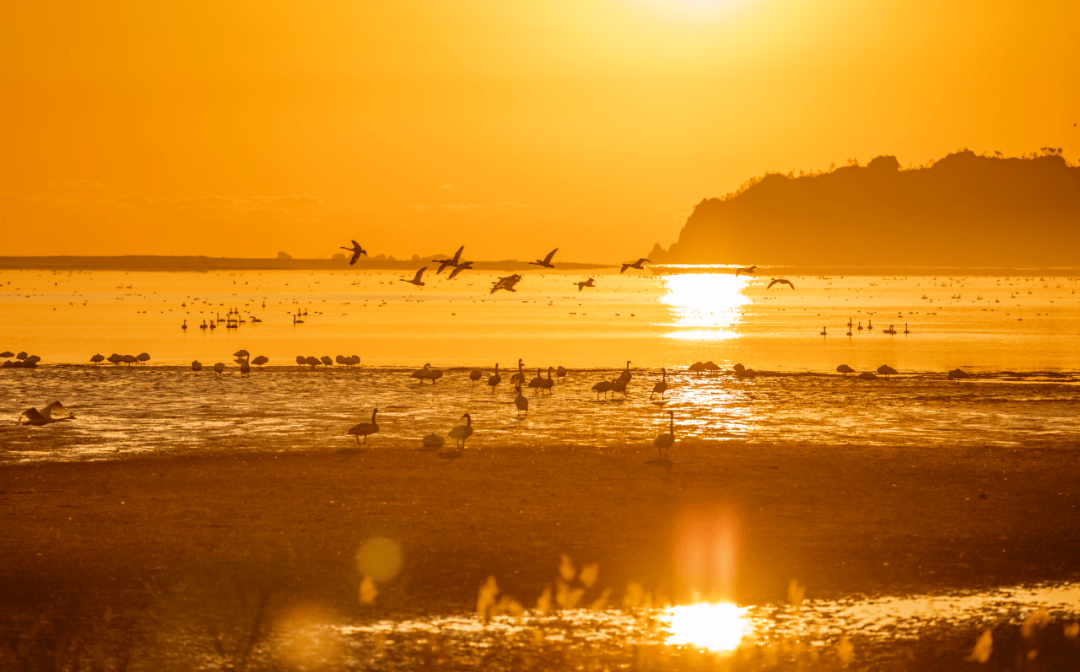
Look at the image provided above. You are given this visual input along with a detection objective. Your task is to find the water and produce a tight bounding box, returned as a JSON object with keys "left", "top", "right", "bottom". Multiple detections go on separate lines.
{"left": 2, "top": 268, "right": 1079, "bottom": 462}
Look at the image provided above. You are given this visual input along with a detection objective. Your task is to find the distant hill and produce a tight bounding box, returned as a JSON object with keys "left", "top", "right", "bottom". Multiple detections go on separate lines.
{"left": 650, "top": 151, "right": 1080, "bottom": 268}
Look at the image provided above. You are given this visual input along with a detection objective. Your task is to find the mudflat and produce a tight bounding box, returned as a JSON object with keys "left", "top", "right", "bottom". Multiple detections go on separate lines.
{"left": 1, "top": 441, "right": 1078, "bottom": 616}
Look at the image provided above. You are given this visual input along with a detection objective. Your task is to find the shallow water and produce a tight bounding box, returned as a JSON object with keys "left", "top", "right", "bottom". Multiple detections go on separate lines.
{"left": 2, "top": 268, "right": 1079, "bottom": 462}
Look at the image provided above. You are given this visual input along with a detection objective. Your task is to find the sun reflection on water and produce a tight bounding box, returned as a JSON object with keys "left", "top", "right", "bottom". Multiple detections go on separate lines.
{"left": 659, "top": 273, "right": 751, "bottom": 339}
{"left": 663, "top": 602, "right": 752, "bottom": 651}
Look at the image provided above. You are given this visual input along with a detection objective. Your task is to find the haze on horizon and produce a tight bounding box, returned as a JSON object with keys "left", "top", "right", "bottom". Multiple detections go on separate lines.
{"left": 2, "top": 0, "right": 1077, "bottom": 263}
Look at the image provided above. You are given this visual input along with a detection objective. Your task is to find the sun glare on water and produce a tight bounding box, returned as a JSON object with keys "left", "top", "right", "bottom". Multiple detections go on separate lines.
{"left": 663, "top": 603, "right": 752, "bottom": 651}
{"left": 659, "top": 273, "right": 751, "bottom": 339}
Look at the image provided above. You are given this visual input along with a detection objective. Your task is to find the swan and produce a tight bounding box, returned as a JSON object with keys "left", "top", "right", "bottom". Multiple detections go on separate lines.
{"left": 200, "top": 320, "right": 207, "bottom": 330}
{"left": 857, "top": 321, "right": 863, "bottom": 331}
{"left": 857, "top": 371, "right": 878, "bottom": 381}
{"left": 653, "top": 411, "right": 675, "bottom": 458}
{"left": 836, "top": 364, "right": 855, "bottom": 376}
{"left": 617, "top": 361, "right": 632, "bottom": 383}
{"left": 213, "top": 362, "right": 225, "bottom": 375}
{"left": 421, "top": 433, "right": 445, "bottom": 450}
{"left": 620, "top": 258, "right": 651, "bottom": 273}
{"left": 90, "top": 354, "right": 105, "bottom": 365}
{"left": 867, "top": 319, "right": 873, "bottom": 331}
{"left": 252, "top": 356, "right": 269, "bottom": 368}
{"left": 510, "top": 359, "right": 526, "bottom": 385}
{"left": 574, "top": 278, "right": 596, "bottom": 291}
{"left": 539, "top": 367, "right": 555, "bottom": 393}
{"left": 448, "top": 413, "right": 474, "bottom": 449}
{"left": 17, "top": 401, "right": 74, "bottom": 426}
{"left": 515, "top": 382, "right": 529, "bottom": 415}
{"left": 876, "top": 365, "right": 898, "bottom": 379}
{"left": 530, "top": 248, "right": 558, "bottom": 269}
{"left": 490, "top": 274, "right": 523, "bottom": 294}
{"left": 735, "top": 265, "right": 757, "bottom": 277}
{"left": 296, "top": 355, "right": 306, "bottom": 366}
{"left": 768, "top": 278, "right": 795, "bottom": 290}
{"left": 400, "top": 267, "right": 427, "bottom": 286}
{"left": 411, "top": 363, "right": 433, "bottom": 383}
{"left": 321, "top": 356, "right": 334, "bottom": 367}
{"left": 948, "top": 368, "right": 971, "bottom": 381}
{"left": 448, "top": 261, "right": 473, "bottom": 280}
{"left": 820, "top": 326, "right": 827, "bottom": 336}
{"left": 108, "top": 353, "right": 123, "bottom": 365}
{"left": 340, "top": 239, "right": 368, "bottom": 265}
{"left": 528, "top": 367, "right": 544, "bottom": 393}
{"left": 556, "top": 365, "right": 567, "bottom": 381}
{"left": 122, "top": 355, "right": 138, "bottom": 366}
{"left": 192, "top": 360, "right": 202, "bottom": 372}
{"left": 651, "top": 368, "right": 668, "bottom": 399}
{"left": 182, "top": 320, "right": 187, "bottom": 330}
{"left": 434, "top": 246, "right": 465, "bottom": 274}
{"left": 348, "top": 408, "right": 380, "bottom": 445}
{"left": 469, "top": 368, "right": 482, "bottom": 386}
{"left": 904, "top": 323, "right": 910, "bottom": 334}
{"left": 488, "top": 364, "right": 502, "bottom": 391}
{"left": 240, "top": 360, "right": 251, "bottom": 377}
{"left": 592, "top": 379, "right": 615, "bottom": 399}
{"left": 304, "top": 356, "right": 321, "bottom": 368}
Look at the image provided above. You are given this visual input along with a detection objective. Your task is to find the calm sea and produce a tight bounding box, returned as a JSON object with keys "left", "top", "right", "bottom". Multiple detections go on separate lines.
{"left": 2, "top": 268, "right": 1078, "bottom": 461}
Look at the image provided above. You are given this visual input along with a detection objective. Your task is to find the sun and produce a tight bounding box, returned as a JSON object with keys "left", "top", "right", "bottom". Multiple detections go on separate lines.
{"left": 663, "top": 602, "right": 752, "bottom": 651}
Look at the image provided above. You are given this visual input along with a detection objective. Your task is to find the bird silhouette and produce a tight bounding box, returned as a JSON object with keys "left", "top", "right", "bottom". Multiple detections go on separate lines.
{"left": 836, "top": 364, "right": 855, "bottom": 376}
{"left": 469, "top": 368, "right": 482, "bottom": 386}
{"left": 651, "top": 368, "right": 668, "bottom": 399}
{"left": 948, "top": 368, "right": 971, "bottom": 381}
{"left": 768, "top": 278, "right": 795, "bottom": 290}
{"left": 341, "top": 240, "right": 367, "bottom": 265}
{"left": 191, "top": 360, "right": 202, "bottom": 372}
{"left": 530, "top": 248, "right": 558, "bottom": 268}
{"left": 514, "top": 382, "right": 529, "bottom": 414}
{"left": 877, "top": 364, "right": 898, "bottom": 379}
{"left": 653, "top": 411, "right": 675, "bottom": 458}
{"left": 348, "top": 408, "right": 380, "bottom": 445}
{"left": 574, "top": 278, "right": 596, "bottom": 291}
{"left": 17, "top": 401, "right": 74, "bottom": 426}
{"left": 448, "top": 413, "right": 474, "bottom": 449}
{"left": 90, "top": 354, "right": 105, "bottom": 365}
{"left": 490, "top": 274, "right": 522, "bottom": 294}
{"left": 400, "top": 267, "right": 427, "bottom": 286}
{"left": 448, "top": 261, "right": 473, "bottom": 279}
{"left": 620, "top": 258, "right": 651, "bottom": 273}
{"left": 487, "top": 364, "right": 502, "bottom": 391}
{"left": 434, "top": 246, "right": 465, "bottom": 274}
{"left": 592, "top": 379, "right": 615, "bottom": 399}
{"left": 735, "top": 265, "right": 757, "bottom": 276}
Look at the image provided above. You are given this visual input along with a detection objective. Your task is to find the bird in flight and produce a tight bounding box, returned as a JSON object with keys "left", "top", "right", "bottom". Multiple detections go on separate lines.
{"left": 400, "top": 267, "right": 427, "bottom": 286}
{"left": 767, "top": 278, "right": 795, "bottom": 290}
{"left": 18, "top": 401, "right": 74, "bottom": 426}
{"left": 574, "top": 277, "right": 596, "bottom": 291}
{"left": 340, "top": 240, "right": 367, "bottom": 265}
{"left": 491, "top": 274, "right": 523, "bottom": 294}
{"left": 433, "top": 245, "right": 465, "bottom": 274}
{"left": 448, "top": 261, "right": 473, "bottom": 279}
{"left": 530, "top": 248, "right": 558, "bottom": 269}
{"left": 736, "top": 265, "right": 757, "bottom": 276}
{"left": 621, "top": 258, "right": 651, "bottom": 273}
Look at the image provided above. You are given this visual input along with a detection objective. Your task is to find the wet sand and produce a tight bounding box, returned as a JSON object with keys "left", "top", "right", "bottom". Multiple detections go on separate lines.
{"left": 1, "top": 440, "right": 1078, "bottom": 617}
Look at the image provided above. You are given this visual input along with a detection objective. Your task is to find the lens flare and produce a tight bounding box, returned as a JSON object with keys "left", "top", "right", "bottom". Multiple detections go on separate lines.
{"left": 663, "top": 602, "right": 752, "bottom": 651}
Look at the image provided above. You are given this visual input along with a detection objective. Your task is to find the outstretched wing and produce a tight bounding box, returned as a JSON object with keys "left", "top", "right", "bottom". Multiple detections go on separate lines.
{"left": 451, "top": 245, "right": 464, "bottom": 264}
{"left": 543, "top": 248, "right": 558, "bottom": 264}
{"left": 783, "top": 279, "right": 795, "bottom": 289}
{"left": 767, "top": 279, "right": 779, "bottom": 289}
{"left": 18, "top": 408, "right": 46, "bottom": 425}
{"left": 449, "top": 264, "right": 467, "bottom": 279}
{"left": 350, "top": 249, "right": 362, "bottom": 265}
{"left": 41, "top": 401, "right": 69, "bottom": 420}
{"left": 620, "top": 264, "right": 630, "bottom": 273}
{"left": 413, "top": 267, "right": 427, "bottom": 282}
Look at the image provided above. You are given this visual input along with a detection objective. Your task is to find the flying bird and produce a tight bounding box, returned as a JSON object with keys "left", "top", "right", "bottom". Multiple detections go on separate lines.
{"left": 400, "top": 267, "right": 427, "bottom": 286}
{"left": 620, "top": 258, "right": 651, "bottom": 273}
{"left": 767, "top": 278, "right": 795, "bottom": 290}
{"left": 434, "top": 246, "right": 465, "bottom": 274}
{"left": 735, "top": 265, "right": 757, "bottom": 276}
{"left": 448, "top": 261, "right": 473, "bottom": 279}
{"left": 574, "top": 278, "right": 596, "bottom": 291}
{"left": 530, "top": 248, "right": 558, "bottom": 269}
{"left": 17, "top": 401, "right": 74, "bottom": 426}
{"left": 490, "top": 274, "right": 523, "bottom": 294}
{"left": 341, "top": 240, "right": 367, "bottom": 265}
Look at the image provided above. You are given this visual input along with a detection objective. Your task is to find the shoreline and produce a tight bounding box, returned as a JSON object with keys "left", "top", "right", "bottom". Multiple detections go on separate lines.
{"left": 2, "top": 441, "right": 1078, "bottom": 618}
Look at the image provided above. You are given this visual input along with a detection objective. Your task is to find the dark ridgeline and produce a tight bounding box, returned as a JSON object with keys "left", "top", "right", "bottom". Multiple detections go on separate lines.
{"left": 649, "top": 150, "right": 1080, "bottom": 267}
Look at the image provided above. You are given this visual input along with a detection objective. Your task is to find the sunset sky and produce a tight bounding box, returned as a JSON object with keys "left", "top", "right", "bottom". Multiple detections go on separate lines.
{"left": 2, "top": 0, "right": 1077, "bottom": 262}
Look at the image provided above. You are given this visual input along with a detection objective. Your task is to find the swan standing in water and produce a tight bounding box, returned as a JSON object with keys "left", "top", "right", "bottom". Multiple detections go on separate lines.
{"left": 192, "top": 360, "right": 203, "bottom": 372}
{"left": 591, "top": 379, "right": 615, "bottom": 399}
{"left": 528, "top": 367, "right": 544, "bottom": 394}
{"left": 17, "top": 401, "right": 74, "bottom": 426}
{"left": 348, "top": 408, "right": 380, "bottom": 445}
{"left": 411, "top": 363, "right": 434, "bottom": 383}
{"left": 514, "top": 382, "right": 529, "bottom": 415}
{"left": 510, "top": 359, "right": 526, "bottom": 385}
{"left": 448, "top": 413, "right": 474, "bottom": 449}
{"left": 653, "top": 411, "right": 675, "bottom": 458}
{"left": 539, "top": 367, "right": 555, "bottom": 394}
{"left": 651, "top": 368, "right": 668, "bottom": 400}
{"left": 487, "top": 364, "right": 501, "bottom": 391}
{"left": 469, "top": 368, "right": 482, "bottom": 386}
{"left": 836, "top": 364, "right": 855, "bottom": 376}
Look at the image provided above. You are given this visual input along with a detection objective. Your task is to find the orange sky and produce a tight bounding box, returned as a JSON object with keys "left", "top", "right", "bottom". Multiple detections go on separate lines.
{"left": 2, "top": 0, "right": 1077, "bottom": 262}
